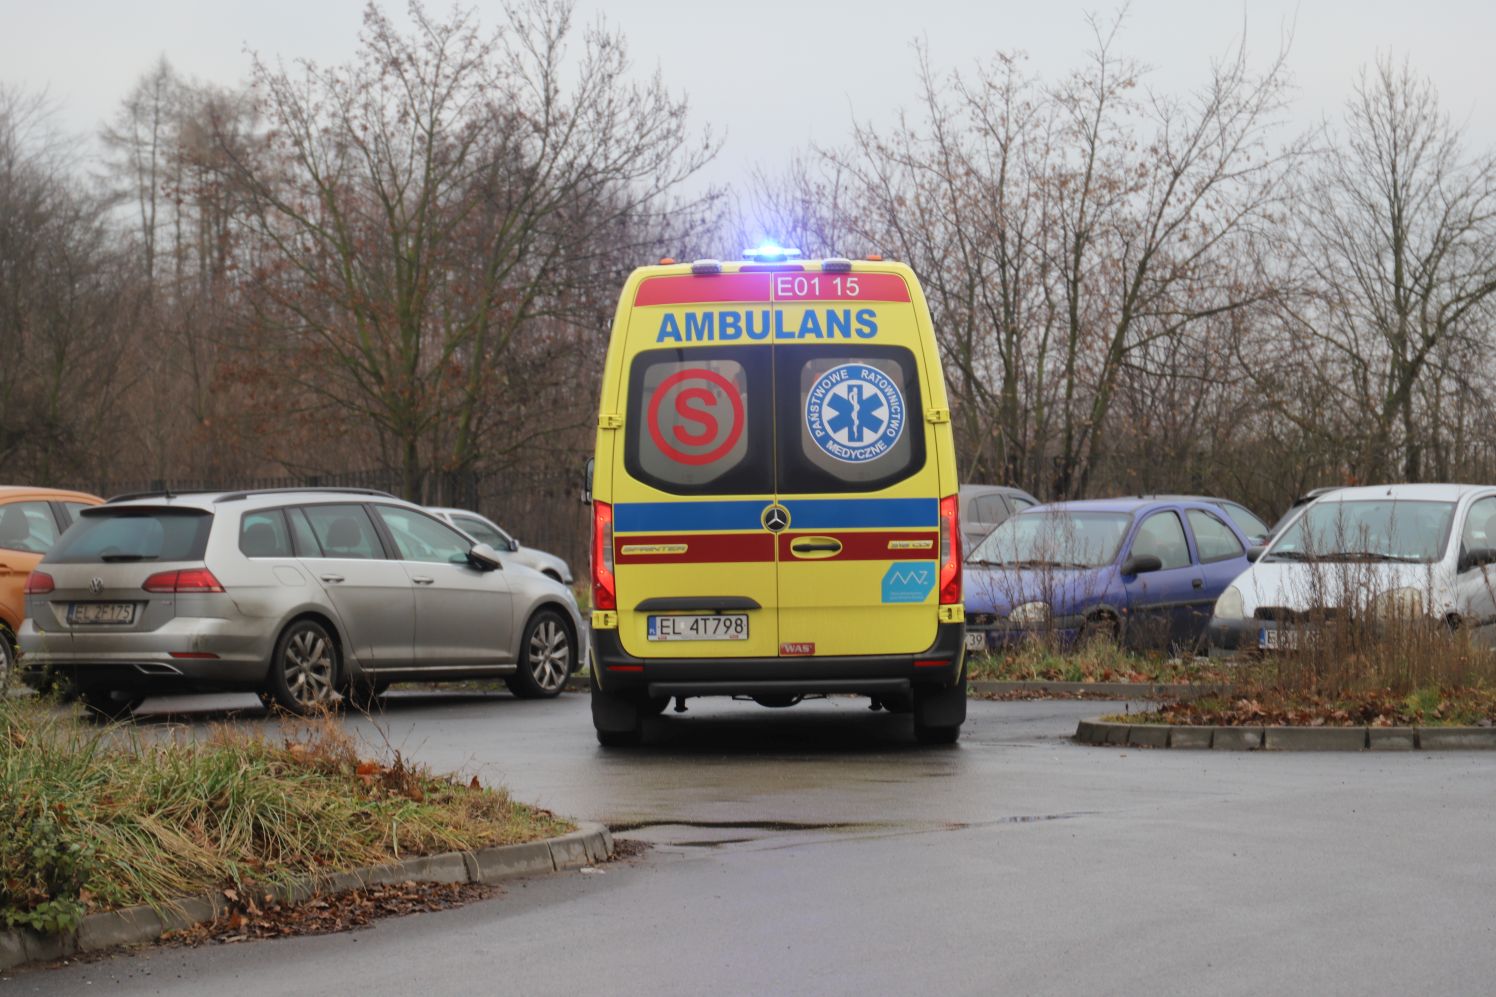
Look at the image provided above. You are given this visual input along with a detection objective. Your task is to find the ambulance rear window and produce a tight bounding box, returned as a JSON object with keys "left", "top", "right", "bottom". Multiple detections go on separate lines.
{"left": 624, "top": 347, "right": 773, "bottom": 495}
{"left": 779, "top": 345, "right": 925, "bottom": 493}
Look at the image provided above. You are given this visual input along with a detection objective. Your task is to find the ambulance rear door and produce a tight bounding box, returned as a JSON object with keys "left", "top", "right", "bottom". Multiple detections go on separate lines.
{"left": 772, "top": 271, "right": 942, "bottom": 657}
{"left": 610, "top": 273, "right": 781, "bottom": 659}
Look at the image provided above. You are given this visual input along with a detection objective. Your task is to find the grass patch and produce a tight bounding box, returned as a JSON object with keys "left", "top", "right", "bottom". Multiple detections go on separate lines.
{"left": 1109, "top": 620, "right": 1496, "bottom": 726}
{"left": 966, "top": 639, "right": 1224, "bottom": 685}
{"left": 0, "top": 697, "right": 571, "bottom": 935}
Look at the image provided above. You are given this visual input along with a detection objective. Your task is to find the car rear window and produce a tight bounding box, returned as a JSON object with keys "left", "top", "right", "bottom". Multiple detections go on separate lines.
{"left": 624, "top": 347, "right": 773, "bottom": 496}
{"left": 48, "top": 508, "right": 213, "bottom": 563}
{"left": 778, "top": 345, "right": 924, "bottom": 493}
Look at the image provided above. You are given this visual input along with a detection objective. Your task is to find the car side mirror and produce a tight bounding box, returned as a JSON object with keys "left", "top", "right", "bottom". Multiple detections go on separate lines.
{"left": 508, "top": 537, "right": 521, "bottom": 553}
{"left": 1246, "top": 545, "right": 1266, "bottom": 563}
{"left": 1458, "top": 547, "right": 1496, "bottom": 574}
{"left": 468, "top": 542, "right": 503, "bottom": 571}
{"left": 581, "top": 457, "right": 594, "bottom": 506}
{"left": 1120, "top": 554, "right": 1162, "bottom": 576}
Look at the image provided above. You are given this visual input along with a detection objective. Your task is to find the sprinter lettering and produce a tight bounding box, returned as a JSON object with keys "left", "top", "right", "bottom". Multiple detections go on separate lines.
{"left": 657, "top": 308, "right": 878, "bottom": 343}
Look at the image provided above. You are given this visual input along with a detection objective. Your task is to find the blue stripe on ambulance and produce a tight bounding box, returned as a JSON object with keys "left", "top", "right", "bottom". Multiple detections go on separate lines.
{"left": 613, "top": 498, "right": 938, "bottom": 533}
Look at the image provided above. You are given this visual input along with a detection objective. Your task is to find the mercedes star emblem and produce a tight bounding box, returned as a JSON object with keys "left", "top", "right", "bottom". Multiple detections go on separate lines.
{"left": 761, "top": 504, "right": 790, "bottom": 533}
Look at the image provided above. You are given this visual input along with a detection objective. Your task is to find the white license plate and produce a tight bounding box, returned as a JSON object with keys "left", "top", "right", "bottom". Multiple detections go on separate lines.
{"left": 964, "top": 631, "right": 988, "bottom": 652}
{"left": 1258, "top": 627, "right": 1298, "bottom": 650}
{"left": 648, "top": 614, "right": 748, "bottom": 641}
{"left": 69, "top": 602, "right": 136, "bottom": 625}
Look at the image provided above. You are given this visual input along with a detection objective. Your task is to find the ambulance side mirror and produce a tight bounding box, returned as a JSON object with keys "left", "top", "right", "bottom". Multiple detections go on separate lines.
{"left": 580, "top": 457, "right": 594, "bottom": 506}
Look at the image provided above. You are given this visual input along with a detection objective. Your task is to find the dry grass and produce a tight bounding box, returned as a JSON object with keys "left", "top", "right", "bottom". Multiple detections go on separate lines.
{"left": 0, "top": 698, "right": 571, "bottom": 934}
{"left": 966, "top": 638, "right": 1224, "bottom": 685}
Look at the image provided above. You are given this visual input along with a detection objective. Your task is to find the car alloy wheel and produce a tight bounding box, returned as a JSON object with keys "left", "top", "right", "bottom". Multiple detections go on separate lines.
{"left": 269, "top": 621, "right": 340, "bottom": 714}
{"left": 508, "top": 609, "right": 572, "bottom": 699}
{"left": 528, "top": 617, "right": 570, "bottom": 693}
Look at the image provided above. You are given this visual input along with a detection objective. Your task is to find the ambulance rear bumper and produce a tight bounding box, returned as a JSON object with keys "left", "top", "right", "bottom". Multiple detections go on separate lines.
{"left": 590, "top": 621, "right": 966, "bottom": 696}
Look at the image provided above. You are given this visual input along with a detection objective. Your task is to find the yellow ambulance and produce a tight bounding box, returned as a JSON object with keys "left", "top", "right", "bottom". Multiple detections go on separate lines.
{"left": 587, "top": 250, "right": 966, "bottom": 745}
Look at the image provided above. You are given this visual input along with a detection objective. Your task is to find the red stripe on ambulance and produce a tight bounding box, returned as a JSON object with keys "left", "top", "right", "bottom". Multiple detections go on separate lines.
{"left": 614, "top": 532, "right": 774, "bottom": 564}
{"left": 770, "top": 272, "right": 911, "bottom": 303}
{"left": 777, "top": 531, "right": 938, "bottom": 561}
{"left": 634, "top": 273, "right": 772, "bottom": 306}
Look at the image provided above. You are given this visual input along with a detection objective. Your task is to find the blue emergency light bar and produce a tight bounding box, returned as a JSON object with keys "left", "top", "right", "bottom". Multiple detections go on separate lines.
{"left": 742, "top": 244, "right": 803, "bottom": 262}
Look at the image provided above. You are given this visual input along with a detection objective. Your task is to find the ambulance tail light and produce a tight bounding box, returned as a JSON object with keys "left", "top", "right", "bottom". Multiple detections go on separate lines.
{"left": 592, "top": 500, "right": 616, "bottom": 611}
{"left": 938, "top": 494, "right": 961, "bottom": 605}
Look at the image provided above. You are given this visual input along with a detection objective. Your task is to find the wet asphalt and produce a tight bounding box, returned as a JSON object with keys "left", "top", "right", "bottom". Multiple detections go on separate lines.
{"left": 9, "top": 690, "right": 1496, "bottom": 996}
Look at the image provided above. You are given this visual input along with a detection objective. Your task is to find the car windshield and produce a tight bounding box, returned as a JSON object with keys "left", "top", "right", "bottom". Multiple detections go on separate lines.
{"left": 970, "top": 510, "right": 1132, "bottom": 568}
{"left": 453, "top": 514, "right": 509, "bottom": 548}
{"left": 1266, "top": 499, "right": 1456, "bottom": 563}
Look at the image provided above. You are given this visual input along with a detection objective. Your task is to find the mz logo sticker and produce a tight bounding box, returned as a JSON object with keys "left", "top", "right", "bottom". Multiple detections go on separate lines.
{"left": 881, "top": 562, "right": 935, "bottom": 604}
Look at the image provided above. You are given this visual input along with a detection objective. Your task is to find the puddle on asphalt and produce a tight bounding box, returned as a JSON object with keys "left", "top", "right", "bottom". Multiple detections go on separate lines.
{"left": 610, "top": 813, "right": 1098, "bottom": 851}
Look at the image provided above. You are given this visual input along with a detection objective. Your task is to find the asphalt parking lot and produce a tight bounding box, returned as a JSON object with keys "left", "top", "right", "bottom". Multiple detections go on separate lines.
{"left": 13, "top": 691, "right": 1496, "bottom": 996}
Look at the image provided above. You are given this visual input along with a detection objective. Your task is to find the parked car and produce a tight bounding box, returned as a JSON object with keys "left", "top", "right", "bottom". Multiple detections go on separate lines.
{"left": 965, "top": 497, "right": 1254, "bottom": 652}
{"left": 0, "top": 486, "right": 103, "bottom": 684}
{"left": 19, "top": 488, "right": 583, "bottom": 718}
{"left": 426, "top": 507, "right": 573, "bottom": 584}
{"left": 959, "top": 484, "right": 1040, "bottom": 553}
{"left": 1207, "top": 483, "right": 1496, "bottom": 654}
{"left": 1139, "top": 494, "right": 1272, "bottom": 546}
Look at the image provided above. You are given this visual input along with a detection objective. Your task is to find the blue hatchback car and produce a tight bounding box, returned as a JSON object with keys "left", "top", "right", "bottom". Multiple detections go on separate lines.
{"left": 964, "top": 498, "right": 1254, "bottom": 651}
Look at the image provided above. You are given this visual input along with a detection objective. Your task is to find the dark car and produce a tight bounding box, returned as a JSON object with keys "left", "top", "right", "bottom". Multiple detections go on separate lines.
{"left": 959, "top": 484, "right": 1040, "bottom": 553}
{"left": 964, "top": 498, "right": 1254, "bottom": 652}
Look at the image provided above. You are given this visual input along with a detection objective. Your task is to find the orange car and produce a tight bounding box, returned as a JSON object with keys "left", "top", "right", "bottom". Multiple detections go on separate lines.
{"left": 0, "top": 486, "right": 103, "bottom": 680}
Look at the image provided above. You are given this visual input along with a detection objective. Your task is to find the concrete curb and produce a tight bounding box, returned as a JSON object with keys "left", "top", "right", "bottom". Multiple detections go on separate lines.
{"left": 1075, "top": 718, "right": 1496, "bottom": 751}
{"left": 564, "top": 676, "right": 1216, "bottom": 700}
{"left": 0, "top": 821, "right": 612, "bottom": 975}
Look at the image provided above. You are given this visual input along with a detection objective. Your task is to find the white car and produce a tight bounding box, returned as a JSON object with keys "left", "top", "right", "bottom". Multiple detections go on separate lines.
{"left": 1206, "top": 483, "right": 1496, "bottom": 654}
{"left": 427, "top": 507, "right": 573, "bottom": 584}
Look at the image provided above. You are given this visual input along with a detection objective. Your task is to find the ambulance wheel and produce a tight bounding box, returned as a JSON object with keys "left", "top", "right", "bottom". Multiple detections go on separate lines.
{"left": 590, "top": 669, "right": 643, "bottom": 747}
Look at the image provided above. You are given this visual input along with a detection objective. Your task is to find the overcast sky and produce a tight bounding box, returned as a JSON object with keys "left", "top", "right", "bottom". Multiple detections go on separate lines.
{"left": 3, "top": 0, "right": 1493, "bottom": 195}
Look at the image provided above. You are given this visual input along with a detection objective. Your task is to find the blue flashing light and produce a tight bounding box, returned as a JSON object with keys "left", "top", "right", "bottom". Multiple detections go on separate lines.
{"left": 742, "top": 243, "right": 803, "bottom": 262}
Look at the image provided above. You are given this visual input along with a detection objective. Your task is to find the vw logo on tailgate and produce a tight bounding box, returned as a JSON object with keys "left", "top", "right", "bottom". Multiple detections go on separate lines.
{"left": 89, "top": 577, "right": 105, "bottom": 595}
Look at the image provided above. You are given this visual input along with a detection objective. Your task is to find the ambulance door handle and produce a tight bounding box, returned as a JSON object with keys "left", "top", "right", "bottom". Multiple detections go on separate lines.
{"left": 791, "top": 539, "right": 843, "bottom": 556}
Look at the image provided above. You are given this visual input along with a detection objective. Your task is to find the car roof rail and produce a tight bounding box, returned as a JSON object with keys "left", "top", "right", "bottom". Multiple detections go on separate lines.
{"left": 106, "top": 486, "right": 400, "bottom": 505}
{"left": 214, "top": 486, "right": 400, "bottom": 502}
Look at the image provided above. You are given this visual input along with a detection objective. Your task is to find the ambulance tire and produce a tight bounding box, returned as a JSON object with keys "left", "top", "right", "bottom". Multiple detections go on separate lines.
{"left": 590, "top": 669, "right": 643, "bottom": 747}
{"left": 912, "top": 671, "right": 966, "bottom": 745}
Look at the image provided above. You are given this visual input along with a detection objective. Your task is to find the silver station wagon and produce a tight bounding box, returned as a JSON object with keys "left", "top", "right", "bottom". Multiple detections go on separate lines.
{"left": 19, "top": 488, "right": 583, "bottom": 718}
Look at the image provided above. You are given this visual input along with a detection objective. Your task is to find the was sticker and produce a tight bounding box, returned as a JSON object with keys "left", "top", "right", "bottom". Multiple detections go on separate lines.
{"left": 805, "top": 363, "right": 906, "bottom": 464}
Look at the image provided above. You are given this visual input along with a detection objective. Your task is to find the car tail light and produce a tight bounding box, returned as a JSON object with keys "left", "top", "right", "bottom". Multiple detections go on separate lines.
{"left": 938, "top": 494, "right": 961, "bottom": 605}
{"left": 143, "top": 568, "right": 225, "bottom": 594}
{"left": 592, "top": 501, "right": 616, "bottom": 611}
{"left": 24, "top": 571, "right": 54, "bottom": 595}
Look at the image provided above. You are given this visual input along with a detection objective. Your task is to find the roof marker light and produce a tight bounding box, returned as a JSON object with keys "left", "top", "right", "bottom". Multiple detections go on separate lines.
{"left": 823, "top": 257, "right": 853, "bottom": 273}
{"left": 865, "top": 253, "right": 884, "bottom": 261}
{"left": 743, "top": 244, "right": 802, "bottom": 263}
{"left": 690, "top": 259, "right": 722, "bottom": 275}
{"left": 659, "top": 257, "right": 677, "bottom": 265}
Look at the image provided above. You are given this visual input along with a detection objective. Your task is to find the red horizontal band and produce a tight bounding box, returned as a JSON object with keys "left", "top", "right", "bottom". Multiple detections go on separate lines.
{"left": 778, "top": 531, "right": 938, "bottom": 561}
{"left": 615, "top": 532, "right": 775, "bottom": 564}
{"left": 770, "top": 272, "right": 911, "bottom": 302}
{"left": 635, "top": 274, "right": 772, "bottom": 306}
{"left": 913, "top": 659, "right": 949, "bottom": 668}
